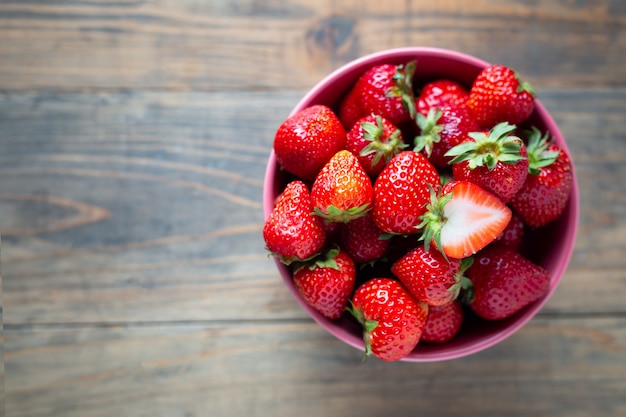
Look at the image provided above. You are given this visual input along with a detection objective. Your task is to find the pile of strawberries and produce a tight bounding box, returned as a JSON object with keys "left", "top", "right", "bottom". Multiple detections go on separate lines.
{"left": 263, "top": 60, "right": 573, "bottom": 362}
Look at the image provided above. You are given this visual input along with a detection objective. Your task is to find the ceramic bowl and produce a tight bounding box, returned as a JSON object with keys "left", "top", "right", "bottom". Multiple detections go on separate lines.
{"left": 263, "top": 47, "right": 579, "bottom": 362}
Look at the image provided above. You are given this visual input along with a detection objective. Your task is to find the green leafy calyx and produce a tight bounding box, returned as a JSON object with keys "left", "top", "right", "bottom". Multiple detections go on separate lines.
{"left": 524, "top": 126, "right": 560, "bottom": 176}
{"left": 445, "top": 122, "right": 526, "bottom": 170}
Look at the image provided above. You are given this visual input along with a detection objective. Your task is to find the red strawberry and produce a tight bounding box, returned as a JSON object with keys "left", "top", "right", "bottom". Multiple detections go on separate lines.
{"left": 465, "top": 245, "right": 551, "bottom": 320}
{"left": 372, "top": 151, "right": 440, "bottom": 234}
{"left": 446, "top": 122, "right": 529, "bottom": 202}
{"left": 421, "top": 300, "right": 464, "bottom": 344}
{"left": 339, "top": 213, "right": 391, "bottom": 264}
{"left": 311, "top": 150, "right": 373, "bottom": 223}
{"left": 293, "top": 248, "right": 357, "bottom": 320}
{"left": 339, "top": 87, "right": 364, "bottom": 131}
{"left": 493, "top": 212, "right": 525, "bottom": 251}
{"left": 413, "top": 104, "right": 480, "bottom": 168}
{"left": 274, "top": 105, "right": 347, "bottom": 181}
{"left": 346, "top": 114, "right": 407, "bottom": 177}
{"left": 391, "top": 245, "right": 473, "bottom": 306}
{"left": 509, "top": 127, "right": 574, "bottom": 228}
{"left": 351, "top": 61, "right": 417, "bottom": 126}
{"left": 418, "top": 180, "right": 512, "bottom": 259}
{"left": 416, "top": 79, "right": 469, "bottom": 116}
{"left": 348, "top": 278, "right": 428, "bottom": 361}
{"left": 468, "top": 64, "right": 535, "bottom": 128}
{"left": 263, "top": 180, "right": 326, "bottom": 264}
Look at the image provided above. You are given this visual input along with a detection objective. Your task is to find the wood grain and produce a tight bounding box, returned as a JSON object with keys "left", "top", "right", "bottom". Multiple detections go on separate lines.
{"left": 5, "top": 317, "right": 626, "bottom": 417}
{"left": 0, "top": 0, "right": 625, "bottom": 91}
{"left": 2, "top": 88, "right": 626, "bottom": 326}
{"left": 2, "top": 2, "right": 626, "bottom": 416}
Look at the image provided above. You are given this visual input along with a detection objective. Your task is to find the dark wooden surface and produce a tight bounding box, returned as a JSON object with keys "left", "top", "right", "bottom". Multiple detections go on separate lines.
{"left": 1, "top": 1, "right": 626, "bottom": 416}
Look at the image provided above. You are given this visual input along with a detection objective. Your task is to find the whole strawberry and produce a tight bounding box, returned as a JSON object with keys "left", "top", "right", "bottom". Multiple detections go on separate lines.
{"left": 263, "top": 181, "right": 326, "bottom": 264}
{"left": 339, "top": 212, "right": 391, "bottom": 264}
{"left": 311, "top": 150, "right": 373, "bottom": 223}
{"left": 421, "top": 300, "right": 464, "bottom": 344}
{"left": 418, "top": 180, "right": 512, "bottom": 259}
{"left": 349, "top": 61, "right": 417, "bottom": 126}
{"left": 274, "top": 105, "right": 347, "bottom": 181}
{"left": 338, "top": 87, "right": 364, "bottom": 131}
{"left": 346, "top": 114, "right": 407, "bottom": 177}
{"left": 293, "top": 248, "right": 356, "bottom": 320}
{"left": 468, "top": 64, "right": 535, "bottom": 128}
{"left": 372, "top": 151, "right": 440, "bottom": 234}
{"left": 413, "top": 104, "right": 480, "bottom": 168}
{"left": 349, "top": 278, "right": 428, "bottom": 361}
{"left": 416, "top": 79, "right": 470, "bottom": 116}
{"left": 466, "top": 245, "right": 551, "bottom": 320}
{"left": 493, "top": 212, "right": 525, "bottom": 251}
{"left": 446, "top": 122, "right": 529, "bottom": 202}
{"left": 391, "top": 245, "right": 473, "bottom": 306}
{"left": 509, "top": 127, "right": 574, "bottom": 228}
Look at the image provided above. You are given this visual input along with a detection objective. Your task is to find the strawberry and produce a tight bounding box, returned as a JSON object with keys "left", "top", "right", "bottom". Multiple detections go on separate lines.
{"left": 348, "top": 278, "right": 428, "bottom": 361}
{"left": 293, "top": 248, "right": 357, "bottom": 320}
{"left": 413, "top": 104, "right": 480, "bottom": 168}
{"left": 350, "top": 61, "right": 417, "bottom": 126}
{"left": 468, "top": 64, "right": 535, "bottom": 128}
{"left": 273, "top": 105, "right": 347, "bottom": 181}
{"left": 446, "top": 122, "right": 529, "bottom": 202}
{"left": 509, "top": 127, "right": 574, "bottom": 228}
{"left": 338, "top": 87, "right": 364, "bottom": 131}
{"left": 346, "top": 114, "right": 407, "bottom": 177}
{"left": 418, "top": 180, "right": 512, "bottom": 259}
{"left": 339, "top": 213, "right": 391, "bottom": 264}
{"left": 416, "top": 79, "right": 469, "bottom": 116}
{"left": 263, "top": 180, "right": 326, "bottom": 264}
{"left": 465, "top": 245, "right": 551, "bottom": 320}
{"left": 421, "top": 300, "right": 464, "bottom": 344}
{"left": 493, "top": 212, "right": 525, "bottom": 251}
{"left": 311, "top": 150, "right": 373, "bottom": 223}
{"left": 391, "top": 245, "right": 473, "bottom": 306}
{"left": 372, "top": 151, "right": 440, "bottom": 234}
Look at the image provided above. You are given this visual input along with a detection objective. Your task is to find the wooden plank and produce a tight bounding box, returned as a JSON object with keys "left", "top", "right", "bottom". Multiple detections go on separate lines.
{"left": 1, "top": 89, "right": 625, "bottom": 326}
{"left": 0, "top": 0, "right": 624, "bottom": 91}
{"left": 5, "top": 316, "right": 626, "bottom": 417}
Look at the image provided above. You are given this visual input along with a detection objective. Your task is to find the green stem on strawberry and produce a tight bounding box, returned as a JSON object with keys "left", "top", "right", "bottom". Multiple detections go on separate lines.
{"left": 345, "top": 302, "right": 378, "bottom": 360}
{"left": 525, "top": 126, "right": 560, "bottom": 175}
{"left": 313, "top": 203, "right": 371, "bottom": 223}
{"left": 413, "top": 107, "right": 444, "bottom": 157}
{"left": 447, "top": 257, "right": 474, "bottom": 300}
{"left": 359, "top": 116, "right": 407, "bottom": 166}
{"left": 416, "top": 185, "right": 453, "bottom": 260}
{"left": 445, "top": 122, "right": 525, "bottom": 170}
{"left": 388, "top": 60, "right": 417, "bottom": 120}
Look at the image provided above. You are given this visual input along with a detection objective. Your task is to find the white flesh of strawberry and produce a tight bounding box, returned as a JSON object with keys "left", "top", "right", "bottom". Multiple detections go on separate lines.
{"left": 440, "top": 182, "right": 512, "bottom": 259}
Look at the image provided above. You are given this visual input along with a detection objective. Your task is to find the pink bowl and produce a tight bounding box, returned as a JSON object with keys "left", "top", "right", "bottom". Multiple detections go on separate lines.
{"left": 263, "top": 47, "right": 579, "bottom": 362}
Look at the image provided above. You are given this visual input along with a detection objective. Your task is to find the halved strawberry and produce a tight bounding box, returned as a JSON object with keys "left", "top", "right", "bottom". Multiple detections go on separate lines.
{"left": 418, "top": 180, "right": 512, "bottom": 259}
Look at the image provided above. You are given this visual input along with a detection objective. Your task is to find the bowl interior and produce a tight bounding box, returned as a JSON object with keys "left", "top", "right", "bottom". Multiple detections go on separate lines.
{"left": 263, "top": 47, "right": 579, "bottom": 362}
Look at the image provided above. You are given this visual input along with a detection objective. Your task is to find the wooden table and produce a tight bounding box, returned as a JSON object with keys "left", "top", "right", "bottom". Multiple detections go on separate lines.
{"left": 2, "top": 2, "right": 625, "bottom": 416}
